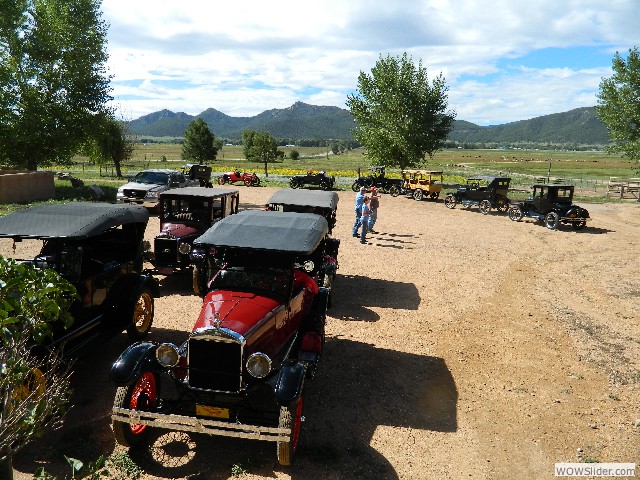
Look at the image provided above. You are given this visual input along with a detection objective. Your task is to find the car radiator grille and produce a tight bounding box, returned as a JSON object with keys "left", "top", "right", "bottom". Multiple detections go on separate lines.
{"left": 154, "top": 237, "right": 178, "bottom": 265}
{"left": 188, "top": 337, "right": 243, "bottom": 392}
{"left": 123, "top": 189, "right": 146, "bottom": 199}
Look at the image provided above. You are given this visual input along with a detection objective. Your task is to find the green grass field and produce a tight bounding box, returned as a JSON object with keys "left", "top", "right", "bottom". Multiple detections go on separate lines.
{"left": 1, "top": 145, "right": 636, "bottom": 215}
{"left": 69, "top": 143, "right": 638, "bottom": 185}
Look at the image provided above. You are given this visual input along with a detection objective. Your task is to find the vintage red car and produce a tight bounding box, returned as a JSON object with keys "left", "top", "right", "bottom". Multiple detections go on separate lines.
{"left": 216, "top": 170, "right": 260, "bottom": 187}
{"left": 110, "top": 210, "right": 332, "bottom": 465}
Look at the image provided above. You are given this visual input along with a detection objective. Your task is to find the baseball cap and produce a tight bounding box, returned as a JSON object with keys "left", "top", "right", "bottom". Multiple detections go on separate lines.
{"left": 359, "top": 186, "right": 366, "bottom": 192}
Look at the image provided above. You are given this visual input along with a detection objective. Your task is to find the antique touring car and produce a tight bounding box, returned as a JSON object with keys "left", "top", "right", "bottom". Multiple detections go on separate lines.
{"left": 110, "top": 210, "right": 331, "bottom": 465}
{"left": 149, "top": 187, "right": 239, "bottom": 275}
{"left": 444, "top": 176, "right": 511, "bottom": 214}
{"left": 265, "top": 189, "right": 340, "bottom": 297}
{"left": 351, "top": 166, "right": 401, "bottom": 194}
{"left": 217, "top": 170, "right": 260, "bottom": 187}
{"left": 0, "top": 202, "right": 158, "bottom": 358}
{"left": 289, "top": 170, "right": 335, "bottom": 190}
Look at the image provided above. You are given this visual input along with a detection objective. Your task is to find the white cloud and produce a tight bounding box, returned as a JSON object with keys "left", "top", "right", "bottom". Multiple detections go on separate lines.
{"left": 102, "top": 0, "right": 640, "bottom": 124}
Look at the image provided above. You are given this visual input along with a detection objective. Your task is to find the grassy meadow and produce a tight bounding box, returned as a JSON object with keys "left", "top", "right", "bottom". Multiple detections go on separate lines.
{"left": 69, "top": 143, "right": 638, "bottom": 187}
{"left": 1, "top": 144, "right": 637, "bottom": 215}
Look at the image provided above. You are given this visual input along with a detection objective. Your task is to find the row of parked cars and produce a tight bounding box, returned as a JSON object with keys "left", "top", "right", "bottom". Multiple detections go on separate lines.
{"left": 0, "top": 186, "right": 341, "bottom": 466}
{"left": 381, "top": 170, "right": 591, "bottom": 231}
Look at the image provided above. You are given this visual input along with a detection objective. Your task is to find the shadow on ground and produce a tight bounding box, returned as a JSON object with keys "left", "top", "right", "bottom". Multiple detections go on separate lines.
{"left": 331, "top": 274, "right": 420, "bottom": 321}
{"left": 14, "top": 334, "right": 456, "bottom": 480}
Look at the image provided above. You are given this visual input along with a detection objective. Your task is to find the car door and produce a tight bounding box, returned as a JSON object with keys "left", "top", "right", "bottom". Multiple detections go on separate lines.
{"left": 533, "top": 187, "right": 552, "bottom": 213}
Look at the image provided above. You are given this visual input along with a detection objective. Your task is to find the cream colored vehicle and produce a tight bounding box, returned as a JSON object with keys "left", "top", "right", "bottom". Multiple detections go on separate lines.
{"left": 402, "top": 170, "right": 444, "bottom": 201}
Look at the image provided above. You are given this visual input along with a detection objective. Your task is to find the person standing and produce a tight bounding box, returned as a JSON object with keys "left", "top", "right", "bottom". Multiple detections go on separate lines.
{"left": 352, "top": 186, "right": 366, "bottom": 237}
{"left": 360, "top": 196, "right": 371, "bottom": 244}
{"left": 368, "top": 187, "right": 380, "bottom": 233}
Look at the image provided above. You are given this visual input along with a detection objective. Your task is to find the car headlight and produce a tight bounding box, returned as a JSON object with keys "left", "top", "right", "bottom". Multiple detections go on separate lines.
{"left": 156, "top": 343, "right": 180, "bottom": 367}
{"left": 178, "top": 242, "right": 191, "bottom": 255}
{"left": 246, "top": 352, "right": 271, "bottom": 378}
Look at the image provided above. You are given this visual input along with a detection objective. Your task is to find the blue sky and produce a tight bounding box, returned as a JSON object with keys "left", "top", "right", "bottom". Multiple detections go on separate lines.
{"left": 102, "top": 0, "right": 640, "bottom": 126}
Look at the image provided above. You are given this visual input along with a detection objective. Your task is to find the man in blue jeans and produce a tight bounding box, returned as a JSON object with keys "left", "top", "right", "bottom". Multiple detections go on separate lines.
{"left": 352, "top": 186, "right": 366, "bottom": 237}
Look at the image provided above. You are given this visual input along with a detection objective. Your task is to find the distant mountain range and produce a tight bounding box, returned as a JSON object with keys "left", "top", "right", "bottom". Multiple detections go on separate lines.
{"left": 129, "top": 102, "right": 610, "bottom": 147}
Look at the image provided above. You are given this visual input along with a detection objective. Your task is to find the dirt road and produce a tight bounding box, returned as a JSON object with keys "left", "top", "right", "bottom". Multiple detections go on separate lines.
{"left": 9, "top": 186, "right": 640, "bottom": 479}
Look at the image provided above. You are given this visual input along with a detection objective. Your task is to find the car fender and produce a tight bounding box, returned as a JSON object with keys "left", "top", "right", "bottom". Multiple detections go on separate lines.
{"left": 566, "top": 206, "right": 589, "bottom": 219}
{"left": 274, "top": 360, "right": 306, "bottom": 406}
{"left": 110, "top": 341, "right": 158, "bottom": 386}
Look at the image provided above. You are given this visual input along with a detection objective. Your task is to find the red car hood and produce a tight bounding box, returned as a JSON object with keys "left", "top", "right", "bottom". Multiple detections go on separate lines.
{"left": 160, "top": 223, "right": 198, "bottom": 237}
{"left": 194, "top": 290, "right": 281, "bottom": 338}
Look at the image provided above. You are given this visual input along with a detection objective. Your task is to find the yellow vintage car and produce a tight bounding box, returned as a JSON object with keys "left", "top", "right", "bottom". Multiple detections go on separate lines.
{"left": 401, "top": 170, "right": 444, "bottom": 201}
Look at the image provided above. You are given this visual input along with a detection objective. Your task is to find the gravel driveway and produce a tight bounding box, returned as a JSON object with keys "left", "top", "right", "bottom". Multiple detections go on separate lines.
{"left": 8, "top": 186, "right": 639, "bottom": 479}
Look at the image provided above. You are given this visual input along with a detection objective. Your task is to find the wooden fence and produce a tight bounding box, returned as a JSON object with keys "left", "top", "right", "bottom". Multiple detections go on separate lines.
{"left": 607, "top": 177, "right": 640, "bottom": 200}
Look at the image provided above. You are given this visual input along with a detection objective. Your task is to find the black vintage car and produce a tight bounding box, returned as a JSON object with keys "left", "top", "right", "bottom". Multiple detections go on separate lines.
{"left": 508, "top": 184, "right": 590, "bottom": 230}
{"left": 444, "top": 176, "right": 511, "bottom": 214}
{"left": 351, "top": 166, "right": 401, "bottom": 194}
{"left": 266, "top": 188, "right": 338, "bottom": 234}
{"left": 110, "top": 210, "right": 331, "bottom": 466}
{"left": 182, "top": 163, "right": 213, "bottom": 187}
{"left": 150, "top": 187, "right": 239, "bottom": 275}
{"left": 0, "top": 202, "right": 159, "bottom": 358}
{"left": 266, "top": 189, "right": 340, "bottom": 293}
{"left": 289, "top": 170, "right": 335, "bottom": 190}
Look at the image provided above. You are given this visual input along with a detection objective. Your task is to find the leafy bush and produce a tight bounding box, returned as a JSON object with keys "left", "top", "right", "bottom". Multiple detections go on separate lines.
{"left": 0, "top": 256, "right": 77, "bottom": 466}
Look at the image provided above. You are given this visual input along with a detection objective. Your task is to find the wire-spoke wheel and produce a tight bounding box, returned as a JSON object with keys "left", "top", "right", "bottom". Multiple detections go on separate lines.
{"left": 572, "top": 220, "right": 586, "bottom": 230}
{"left": 508, "top": 205, "right": 524, "bottom": 221}
{"left": 444, "top": 195, "right": 457, "bottom": 209}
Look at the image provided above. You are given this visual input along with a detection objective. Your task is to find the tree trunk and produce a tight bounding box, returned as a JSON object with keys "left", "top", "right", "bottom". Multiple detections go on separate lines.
{"left": 0, "top": 447, "right": 13, "bottom": 480}
{"left": 115, "top": 159, "right": 123, "bottom": 179}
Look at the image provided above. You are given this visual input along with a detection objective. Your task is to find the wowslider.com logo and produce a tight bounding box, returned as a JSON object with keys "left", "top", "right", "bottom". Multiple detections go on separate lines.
{"left": 555, "top": 463, "right": 636, "bottom": 477}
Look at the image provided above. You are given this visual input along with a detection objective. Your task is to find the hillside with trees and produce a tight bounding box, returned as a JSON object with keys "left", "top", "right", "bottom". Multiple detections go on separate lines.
{"left": 129, "top": 104, "right": 611, "bottom": 149}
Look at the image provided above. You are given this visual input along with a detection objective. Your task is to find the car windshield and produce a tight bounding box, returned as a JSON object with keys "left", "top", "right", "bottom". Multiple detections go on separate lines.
{"left": 133, "top": 172, "right": 169, "bottom": 185}
{"left": 209, "top": 267, "right": 291, "bottom": 298}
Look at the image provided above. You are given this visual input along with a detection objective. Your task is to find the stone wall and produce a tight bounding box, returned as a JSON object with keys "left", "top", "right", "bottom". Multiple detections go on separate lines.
{"left": 0, "top": 170, "right": 55, "bottom": 204}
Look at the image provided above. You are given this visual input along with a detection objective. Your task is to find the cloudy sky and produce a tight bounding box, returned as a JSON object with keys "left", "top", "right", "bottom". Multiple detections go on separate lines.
{"left": 102, "top": 0, "right": 639, "bottom": 126}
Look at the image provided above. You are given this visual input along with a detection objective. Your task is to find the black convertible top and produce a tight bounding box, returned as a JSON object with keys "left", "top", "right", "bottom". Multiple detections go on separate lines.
{"left": 195, "top": 210, "right": 328, "bottom": 253}
{"left": 267, "top": 189, "right": 339, "bottom": 210}
{"left": 160, "top": 186, "right": 239, "bottom": 198}
{"left": 0, "top": 202, "right": 149, "bottom": 239}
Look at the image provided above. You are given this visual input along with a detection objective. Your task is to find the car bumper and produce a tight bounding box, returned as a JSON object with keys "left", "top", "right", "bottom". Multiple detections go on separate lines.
{"left": 112, "top": 407, "right": 289, "bottom": 442}
{"left": 117, "top": 197, "right": 159, "bottom": 208}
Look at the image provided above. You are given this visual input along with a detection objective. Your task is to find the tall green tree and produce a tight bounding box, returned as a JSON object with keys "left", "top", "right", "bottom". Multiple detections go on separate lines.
{"left": 243, "top": 130, "right": 279, "bottom": 176}
{"left": 242, "top": 129, "right": 257, "bottom": 160}
{"left": 346, "top": 53, "right": 456, "bottom": 170}
{"left": 85, "top": 116, "right": 135, "bottom": 178}
{"left": 0, "top": 0, "right": 112, "bottom": 171}
{"left": 181, "top": 118, "right": 219, "bottom": 163}
{"left": 596, "top": 46, "right": 640, "bottom": 161}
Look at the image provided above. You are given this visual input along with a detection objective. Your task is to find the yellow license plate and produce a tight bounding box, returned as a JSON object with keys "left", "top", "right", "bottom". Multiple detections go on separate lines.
{"left": 196, "top": 405, "right": 230, "bottom": 419}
